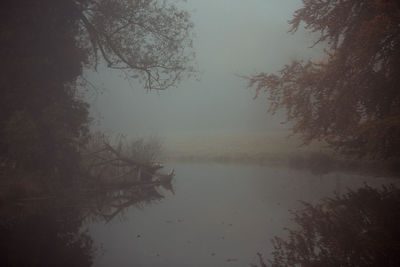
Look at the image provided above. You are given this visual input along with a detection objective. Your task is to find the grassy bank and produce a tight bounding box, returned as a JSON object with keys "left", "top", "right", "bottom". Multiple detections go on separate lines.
{"left": 162, "top": 131, "right": 400, "bottom": 176}
{"left": 163, "top": 131, "right": 331, "bottom": 164}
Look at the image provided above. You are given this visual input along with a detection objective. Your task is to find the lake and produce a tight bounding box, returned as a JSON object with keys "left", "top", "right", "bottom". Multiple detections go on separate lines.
{"left": 88, "top": 163, "right": 399, "bottom": 267}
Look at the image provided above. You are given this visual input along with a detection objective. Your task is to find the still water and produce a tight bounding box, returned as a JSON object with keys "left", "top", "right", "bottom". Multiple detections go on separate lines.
{"left": 89, "top": 163, "right": 398, "bottom": 267}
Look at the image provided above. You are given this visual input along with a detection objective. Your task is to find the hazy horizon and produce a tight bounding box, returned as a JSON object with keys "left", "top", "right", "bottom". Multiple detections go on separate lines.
{"left": 85, "top": 0, "right": 324, "bottom": 139}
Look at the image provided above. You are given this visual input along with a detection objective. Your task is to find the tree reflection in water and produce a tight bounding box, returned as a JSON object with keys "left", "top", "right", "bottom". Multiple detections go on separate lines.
{"left": 252, "top": 185, "right": 400, "bottom": 267}
{"left": 0, "top": 177, "right": 173, "bottom": 266}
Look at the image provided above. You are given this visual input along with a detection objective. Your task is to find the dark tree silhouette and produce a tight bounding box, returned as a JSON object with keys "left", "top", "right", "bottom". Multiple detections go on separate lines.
{"left": 0, "top": 0, "right": 195, "bottom": 180}
{"left": 248, "top": 0, "right": 400, "bottom": 159}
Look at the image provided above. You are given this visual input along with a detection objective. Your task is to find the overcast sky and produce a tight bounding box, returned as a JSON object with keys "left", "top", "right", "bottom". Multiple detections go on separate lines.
{"left": 86, "top": 0, "right": 323, "bottom": 138}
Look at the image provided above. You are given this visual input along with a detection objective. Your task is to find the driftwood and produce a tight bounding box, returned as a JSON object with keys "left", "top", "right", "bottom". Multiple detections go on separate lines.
{"left": 3, "top": 134, "right": 175, "bottom": 225}
{"left": 82, "top": 135, "right": 174, "bottom": 185}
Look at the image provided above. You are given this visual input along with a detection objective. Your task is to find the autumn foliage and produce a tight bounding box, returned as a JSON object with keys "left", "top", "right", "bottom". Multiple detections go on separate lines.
{"left": 249, "top": 0, "right": 400, "bottom": 159}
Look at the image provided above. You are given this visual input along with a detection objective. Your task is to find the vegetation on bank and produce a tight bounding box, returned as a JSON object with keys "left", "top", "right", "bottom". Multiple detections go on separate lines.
{"left": 248, "top": 0, "right": 400, "bottom": 265}
{"left": 0, "top": 0, "right": 194, "bottom": 199}
{"left": 0, "top": 134, "right": 171, "bottom": 202}
{"left": 0, "top": 3, "right": 187, "bottom": 263}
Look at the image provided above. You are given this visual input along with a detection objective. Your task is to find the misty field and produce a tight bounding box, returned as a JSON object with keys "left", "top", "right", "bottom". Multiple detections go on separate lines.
{"left": 163, "top": 131, "right": 332, "bottom": 165}
{"left": 162, "top": 131, "right": 399, "bottom": 176}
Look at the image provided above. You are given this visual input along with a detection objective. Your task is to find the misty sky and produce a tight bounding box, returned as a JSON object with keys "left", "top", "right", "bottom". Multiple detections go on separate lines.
{"left": 86, "top": 0, "right": 323, "bottom": 137}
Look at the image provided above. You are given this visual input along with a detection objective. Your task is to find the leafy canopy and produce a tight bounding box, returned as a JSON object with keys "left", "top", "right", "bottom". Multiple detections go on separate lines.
{"left": 248, "top": 0, "right": 400, "bottom": 159}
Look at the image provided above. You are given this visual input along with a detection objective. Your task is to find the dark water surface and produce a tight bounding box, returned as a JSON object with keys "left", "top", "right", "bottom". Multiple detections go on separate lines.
{"left": 88, "top": 163, "right": 398, "bottom": 267}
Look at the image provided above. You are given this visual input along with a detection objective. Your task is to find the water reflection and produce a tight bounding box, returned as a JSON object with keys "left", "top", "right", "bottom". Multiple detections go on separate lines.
{"left": 0, "top": 163, "right": 398, "bottom": 267}
{"left": 89, "top": 163, "right": 399, "bottom": 267}
{"left": 88, "top": 182, "right": 173, "bottom": 223}
{"left": 253, "top": 185, "right": 400, "bottom": 267}
{"left": 0, "top": 175, "right": 174, "bottom": 266}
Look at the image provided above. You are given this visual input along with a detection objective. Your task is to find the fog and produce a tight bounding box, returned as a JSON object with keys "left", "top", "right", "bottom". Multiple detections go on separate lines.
{"left": 86, "top": 0, "right": 323, "bottom": 138}
{"left": 2, "top": 1, "right": 400, "bottom": 266}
